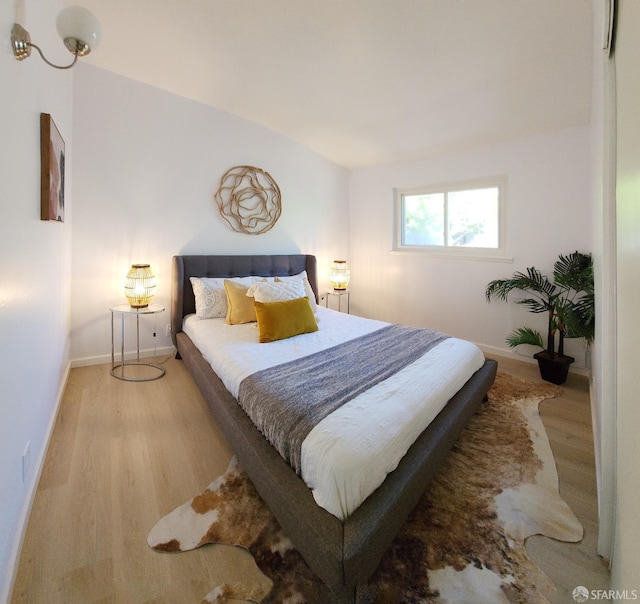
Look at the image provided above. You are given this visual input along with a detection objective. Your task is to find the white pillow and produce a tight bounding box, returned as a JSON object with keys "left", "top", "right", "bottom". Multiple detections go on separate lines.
{"left": 246, "top": 279, "right": 306, "bottom": 303}
{"left": 274, "top": 271, "right": 318, "bottom": 312}
{"left": 190, "top": 276, "right": 258, "bottom": 319}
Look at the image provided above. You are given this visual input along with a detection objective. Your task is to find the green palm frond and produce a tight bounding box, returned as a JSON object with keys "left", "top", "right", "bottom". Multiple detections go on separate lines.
{"left": 515, "top": 297, "right": 554, "bottom": 313}
{"left": 486, "top": 267, "right": 556, "bottom": 306}
{"left": 564, "top": 292, "right": 596, "bottom": 343}
{"left": 554, "top": 251, "right": 593, "bottom": 292}
{"left": 506, "top": 327, "right": 544, "bottom": 349}
{"left": 553, "top": 252, "right": 595, "bottom": 344}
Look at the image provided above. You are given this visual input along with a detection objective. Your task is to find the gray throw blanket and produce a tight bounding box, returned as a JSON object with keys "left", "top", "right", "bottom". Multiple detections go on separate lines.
{"left": 238, "top": 324, "right": 450, "bottom": 474}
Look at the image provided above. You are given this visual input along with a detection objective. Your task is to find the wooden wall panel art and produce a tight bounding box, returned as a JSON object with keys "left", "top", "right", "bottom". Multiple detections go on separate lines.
{"left": 40, "top": 113, "right": 65, "bottom": 222}
{"left": 214, "top": 165, "right": 281, "bottom": 235}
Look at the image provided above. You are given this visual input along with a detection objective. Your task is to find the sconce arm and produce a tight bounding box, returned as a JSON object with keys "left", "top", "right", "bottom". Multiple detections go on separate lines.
{"left": 27, "top": 41, "right": 79, "bottom": 70}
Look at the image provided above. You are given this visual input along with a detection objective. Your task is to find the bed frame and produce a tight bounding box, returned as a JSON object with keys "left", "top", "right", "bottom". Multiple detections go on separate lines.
{"left": 171, "top": 254, "right": 497, "bottom": 603}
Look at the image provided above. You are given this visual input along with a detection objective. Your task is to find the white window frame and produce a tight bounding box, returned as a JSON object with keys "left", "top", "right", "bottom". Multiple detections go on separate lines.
{"left": 393, "top": 176, "right": 511, "bottom": 261}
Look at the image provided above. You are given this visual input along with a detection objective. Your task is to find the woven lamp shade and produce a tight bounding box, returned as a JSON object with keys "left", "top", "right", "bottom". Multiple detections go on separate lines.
{"left": 124, "top": 264, "right": 156, "bottom": 308}
{"left": 329, "top": 260, "right": 350, "bottom": 291}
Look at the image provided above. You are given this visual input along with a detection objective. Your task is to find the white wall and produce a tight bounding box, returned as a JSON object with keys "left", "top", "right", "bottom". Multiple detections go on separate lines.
{"left": 0, "top": 1, "right": 73, "bottom": 599}
{"left": 70, "top": 65, "right": 349, "bottom": 365}
{"left": 611, "top": 0, "right": 640, "bottom": 591}
{"left": 348, "top": 126, "right": 593, "bottom": 365}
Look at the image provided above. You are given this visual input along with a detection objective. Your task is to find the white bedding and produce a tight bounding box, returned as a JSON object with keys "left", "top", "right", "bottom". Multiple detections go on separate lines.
{"left": 184, "top": 307, "right": 484, "bottom": 519}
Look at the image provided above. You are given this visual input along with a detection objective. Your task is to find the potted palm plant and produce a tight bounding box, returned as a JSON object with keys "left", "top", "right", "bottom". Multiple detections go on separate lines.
{"left": 486, "top": 251, "right": 594, "bottom": 384}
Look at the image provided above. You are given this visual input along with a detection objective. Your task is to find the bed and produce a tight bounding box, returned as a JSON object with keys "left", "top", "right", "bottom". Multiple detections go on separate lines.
{"left": 171, "top": 254, "right": 497, "bottom": 603}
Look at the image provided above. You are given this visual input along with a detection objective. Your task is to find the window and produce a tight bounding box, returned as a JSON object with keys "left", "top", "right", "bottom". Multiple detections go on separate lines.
{"left": 394, "top": 177, "right": 508, "bottom": 259}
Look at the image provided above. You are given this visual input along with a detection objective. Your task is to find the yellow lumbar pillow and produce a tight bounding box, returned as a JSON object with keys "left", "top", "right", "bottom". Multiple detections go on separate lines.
{"left": 254, "top": 297, "right": 319, "bottom": 343}
{"left": 224, "top": 280, "right": 257, "bottom": 324}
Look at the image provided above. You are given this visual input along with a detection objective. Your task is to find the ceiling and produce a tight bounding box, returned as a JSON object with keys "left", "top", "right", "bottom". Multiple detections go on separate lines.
{"left": 77, "top": 0, "right": 594, "bottom": 169}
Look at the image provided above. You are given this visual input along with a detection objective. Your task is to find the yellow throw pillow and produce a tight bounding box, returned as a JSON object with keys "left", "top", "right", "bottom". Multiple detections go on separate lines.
{"left": 224, "top": 280, "right": 257, "bottom": 324}
{"left": 254, "top": 297, "right": 319, "bottom": 343}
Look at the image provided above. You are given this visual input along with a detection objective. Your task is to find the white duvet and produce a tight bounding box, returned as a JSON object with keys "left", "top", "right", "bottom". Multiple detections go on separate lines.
{"left": 184, "top": 307, "right": 484, "bottom": 519}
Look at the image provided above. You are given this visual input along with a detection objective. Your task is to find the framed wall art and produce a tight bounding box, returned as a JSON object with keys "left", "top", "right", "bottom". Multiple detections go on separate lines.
{"left": 40, "top": 113, "right": 65, "bottom": 222}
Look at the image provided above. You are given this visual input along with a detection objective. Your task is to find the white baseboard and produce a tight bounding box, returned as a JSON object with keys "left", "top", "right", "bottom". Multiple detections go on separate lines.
{"left": 477, "top": 343, "right": 537, "bottom": 364}
{"left": 2, "top": 361, "right": 71, "bottom": 604}
{"left": 476, "top": 343, "right": 591, "bottom": 377}
{"left": 70, "top": 346, "right": 176, "bottom": 368}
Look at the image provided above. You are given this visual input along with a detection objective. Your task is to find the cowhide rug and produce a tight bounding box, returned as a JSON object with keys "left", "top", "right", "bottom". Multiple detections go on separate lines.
{"left": 148, "top": 372, "right": 583, "bottom": 603}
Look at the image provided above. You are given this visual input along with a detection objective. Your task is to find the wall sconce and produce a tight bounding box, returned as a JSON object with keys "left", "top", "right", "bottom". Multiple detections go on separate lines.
{"left": 12, "top": 5, "right": 101, "bottom": 70}
{"left": 124, "top": 264, "right": 156, "bottom": 309}
{"left": 329, "top": 260, "right": 351, "bottom": 291}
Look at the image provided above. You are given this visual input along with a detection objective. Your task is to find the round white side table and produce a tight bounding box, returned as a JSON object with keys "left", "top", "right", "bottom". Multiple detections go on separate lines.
{"left": 110, "top": 303, "right": 166, "bottom": 382}
{"left": 324, "top": 290, "right": 350, "bottom": 314}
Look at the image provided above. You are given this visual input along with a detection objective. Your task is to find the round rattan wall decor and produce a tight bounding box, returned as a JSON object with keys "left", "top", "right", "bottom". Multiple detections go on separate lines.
{"left": 214, "top": 165, "right": 282, "bottom": 235}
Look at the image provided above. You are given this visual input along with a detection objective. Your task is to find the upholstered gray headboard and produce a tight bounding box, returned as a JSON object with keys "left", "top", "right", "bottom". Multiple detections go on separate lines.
{"left": 171, "top": 254, "right": 318, "bottom": 347}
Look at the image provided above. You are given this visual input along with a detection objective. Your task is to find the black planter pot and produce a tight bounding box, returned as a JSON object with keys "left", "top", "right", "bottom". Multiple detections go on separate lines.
{"left": 534, "top": 351, "right": 575, "bottom": 385}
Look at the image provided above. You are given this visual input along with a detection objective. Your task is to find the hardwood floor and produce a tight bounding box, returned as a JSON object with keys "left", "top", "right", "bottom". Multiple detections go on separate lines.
{"left": 11, "top": 354, "right": 610, "bottom": 603}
